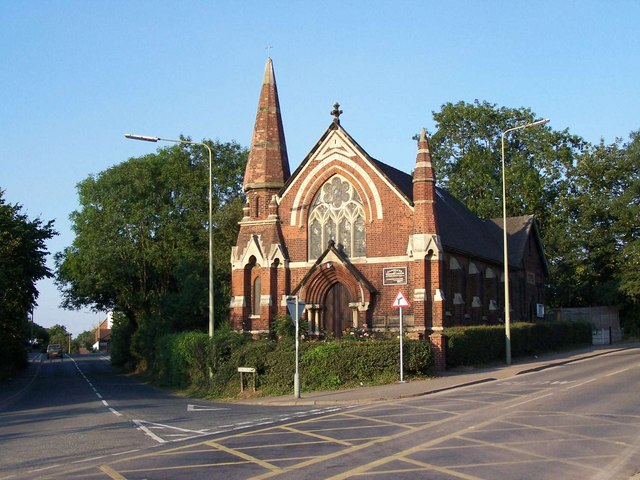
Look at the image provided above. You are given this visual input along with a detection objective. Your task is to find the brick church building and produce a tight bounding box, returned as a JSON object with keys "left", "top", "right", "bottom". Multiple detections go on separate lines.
{"left": 229, "top": 58, "right": 548, "bottom": 368}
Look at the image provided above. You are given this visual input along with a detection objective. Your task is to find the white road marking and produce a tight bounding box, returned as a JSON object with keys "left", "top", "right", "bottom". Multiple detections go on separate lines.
{"left": 187, "top": 404, "right": 229, "bottom": 412}
{"left": 69, "top": 356, "right": 122, "bottom": 418}
{"left": 110, "top": 449, "right": 140, "bottom": 456}
{"left": 505, "top": 393, "right": 554, "bottom": 409}
{"left": 72, "top": 455, "right": 107, "bottom": 464}
{"left": 133, "top": 420, "right": 167, "bottom": 444}
{"left": 565, "top": 378, "right": 597, "bottom": 389}
{"left": 606, "top": 367, "right": 631, "bottom": 377}
{"left": 28, "top": 464, "right": 61, "bottom": 472}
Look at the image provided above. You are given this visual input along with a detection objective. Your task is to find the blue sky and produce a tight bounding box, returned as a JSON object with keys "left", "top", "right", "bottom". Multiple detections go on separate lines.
{"left": 1, "top": 1, "right": 639, "bottom": 336}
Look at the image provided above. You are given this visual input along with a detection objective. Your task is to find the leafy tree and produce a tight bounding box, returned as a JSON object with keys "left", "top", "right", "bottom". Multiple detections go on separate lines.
{"left": 0, "top": 190, "right": 56, "bottom": 380}
{"left": 550, "top": 132, "right": 640, "bottom": 309}
{"left": 76, "top": 329, "right": 96, "bottom": 350}
{"left": 428, "top": 100, "right": 586, "bottom": 230}
{"left": 616, "top": 131, "right": 640, "bottom": 304}
{"left": 31, "top": 322, "right": 50, "bottom": 350}
{"left": 47, "top": 324, "right": 71, "bottom": 350}
{"left": 427, "top": 102, "right": 639, "bottom": 333}
{"left": 55, "top": 139, "right": 247, "bottom": 369}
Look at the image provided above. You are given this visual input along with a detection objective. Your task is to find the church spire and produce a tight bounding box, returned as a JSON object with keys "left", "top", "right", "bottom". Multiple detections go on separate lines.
{"left": 413, "top": 128, "right": 438, "bottom": 233}
{"left": 243, "top": 57, "right": 290, "bottom": 196}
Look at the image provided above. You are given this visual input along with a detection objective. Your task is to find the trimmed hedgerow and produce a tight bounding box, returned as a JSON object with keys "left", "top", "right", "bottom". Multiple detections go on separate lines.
{"left": 150, "top": 332, "right": 434, "bottom": 398}
{"left": 444, "top": 321, "right": 592, "bottom": 368}
{"left": 153, "top": 331, "right": 210, "bottom": 388}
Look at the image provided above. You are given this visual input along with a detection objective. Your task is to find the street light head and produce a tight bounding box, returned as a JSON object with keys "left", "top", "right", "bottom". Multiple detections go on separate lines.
{"left": 124, "top": 134, "right": 159, "bottom": 142}
{"left": 530, "top": 118, "right": 550, "bottom": 127}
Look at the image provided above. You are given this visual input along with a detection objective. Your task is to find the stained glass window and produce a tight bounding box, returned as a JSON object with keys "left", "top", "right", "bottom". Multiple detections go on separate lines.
{"left": 308, "top": 176, "right": 366, "bottom": 259}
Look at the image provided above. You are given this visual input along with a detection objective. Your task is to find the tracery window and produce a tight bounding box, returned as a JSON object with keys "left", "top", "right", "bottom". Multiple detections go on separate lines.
{"left": 308, "top": 176, "right": 365, "bottom": 259}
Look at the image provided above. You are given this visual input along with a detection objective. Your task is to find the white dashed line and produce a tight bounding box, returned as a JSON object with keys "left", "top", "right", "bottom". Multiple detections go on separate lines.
{"left": 69, "top": 356, "right": 121, "bottom": 418}
{"left": 565, "top": 378, "right": 597, "bottom": 389}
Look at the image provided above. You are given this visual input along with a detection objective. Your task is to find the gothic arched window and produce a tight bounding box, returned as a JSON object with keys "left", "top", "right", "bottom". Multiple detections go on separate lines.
{"left": 308, "top": 175, "right": 365, "bottom": 259}
{"left": 252, "top": 276, "right": 261, "bottom": 316}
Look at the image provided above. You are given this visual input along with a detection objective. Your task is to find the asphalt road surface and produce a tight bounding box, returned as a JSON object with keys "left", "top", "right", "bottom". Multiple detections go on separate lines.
{"left": 0, "top": 353, "right": 342, "bottom": 479}
{"left": 2, "top": 348, "right": 640, "bottom": 479}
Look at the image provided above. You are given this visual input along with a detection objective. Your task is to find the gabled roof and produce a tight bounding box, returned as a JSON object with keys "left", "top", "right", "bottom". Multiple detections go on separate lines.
{"left": 355, "top": 151, "right": 542, "bottom": 269}
{"left": 281, "top": 121, "right": 413, "bottom": 207}
{"left": 434, "top": 188, "right": 506, "bottom": 265}
{"left": 492, "top": 215, "right": 550, "bottom": 274}
{"left": 280, "top": 115, "right": 541, "bottom": 270}
{"left": 291, "top": 240, "right": 376, "bottom": 296}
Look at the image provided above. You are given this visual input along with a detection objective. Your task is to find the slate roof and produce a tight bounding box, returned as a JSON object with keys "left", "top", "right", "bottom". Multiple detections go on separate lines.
{"left": 493, "top": 215, "right": 549, "bottom": 273}
{"left": 370, "top": 155, "right": 533, "bottom": 268}
{"left": 282, "top": 121, "right": 537, "bottom": 269}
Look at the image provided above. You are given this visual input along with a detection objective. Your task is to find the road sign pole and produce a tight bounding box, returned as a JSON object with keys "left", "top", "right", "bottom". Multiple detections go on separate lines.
{"left": 294, "top": 296, "right": 300, "bottom": 398}
{"left": 391, "top": 290, "right": 410, "bottom": 384}
{"left": 399, "top": 306, "right": 404, "bottom": 383}
{"left": 287, "top": 296, "right": 305, "bottom": 399}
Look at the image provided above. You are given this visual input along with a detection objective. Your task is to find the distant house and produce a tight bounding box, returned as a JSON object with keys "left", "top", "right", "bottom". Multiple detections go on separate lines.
{"left": 229, "top": 58, "right": 549, "bottom": 370}
{"left": 93, "top": 311, "right": 113, "bottom": 351}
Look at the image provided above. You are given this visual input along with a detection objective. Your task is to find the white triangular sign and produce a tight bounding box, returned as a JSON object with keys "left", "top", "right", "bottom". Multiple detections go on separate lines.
{"left": 392, "top": 290, "right": 410, "bottom": 308}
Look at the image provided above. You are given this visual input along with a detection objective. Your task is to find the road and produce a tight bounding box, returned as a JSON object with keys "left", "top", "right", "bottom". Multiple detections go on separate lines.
{"left": 0, "top": 354, "right": 341, "bottom": 479}
{"left": 2, "top": 348, "right": 640, "bottom": 479}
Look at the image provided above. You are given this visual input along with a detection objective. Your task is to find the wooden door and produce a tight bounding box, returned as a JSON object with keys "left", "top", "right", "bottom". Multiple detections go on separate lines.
{"left": 324, "top": 283, "right": 351, "bottom": 337}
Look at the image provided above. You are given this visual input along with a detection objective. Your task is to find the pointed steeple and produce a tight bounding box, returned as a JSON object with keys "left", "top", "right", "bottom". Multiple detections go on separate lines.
{"left": 243, "top": 57, "right": 290, "bottom": 196}
{"left": 413, "top": 128, "right": 438, "bottom": 233}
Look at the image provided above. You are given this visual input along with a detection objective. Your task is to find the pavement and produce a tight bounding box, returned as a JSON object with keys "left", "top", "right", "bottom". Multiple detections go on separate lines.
{"left": 235, "top": 342, "right": 640, "bottom": 407}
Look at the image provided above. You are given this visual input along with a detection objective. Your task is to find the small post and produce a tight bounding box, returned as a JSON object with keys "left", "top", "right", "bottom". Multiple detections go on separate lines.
{"left": 399, "top": 306, "right": 404, "bottom": 383}
{"left": 286, "top": 296, "right": 305, "bottom": 399}
{"left": 294, "top": 296, "right": 300, "bottom": 398}
{"left": 391, "top": 290, "right": 410, "bottom": 383}
{"left": 238, "top": 367, "right": 256, "bottom": 393}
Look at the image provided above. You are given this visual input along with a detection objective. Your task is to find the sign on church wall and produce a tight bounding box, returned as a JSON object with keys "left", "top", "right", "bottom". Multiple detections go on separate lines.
{"left": 383, "top": 267, "right": 407, "bottom": 286}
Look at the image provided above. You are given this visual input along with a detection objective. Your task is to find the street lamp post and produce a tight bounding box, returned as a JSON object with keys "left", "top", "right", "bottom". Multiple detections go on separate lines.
{"left": 501, "top": 118, "right": 549, "bottom": 365}
{"left": 125, "top": 134, "right": 214, "bottom": 338}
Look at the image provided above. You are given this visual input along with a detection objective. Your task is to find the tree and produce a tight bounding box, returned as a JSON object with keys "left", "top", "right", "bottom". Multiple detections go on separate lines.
{"left": 76, "top": 329, "right": 96, "bottom": 351}
{"left": 55, "top": 139, "right": 247, "bottom": 369}
{"left": 550, "top": 132, "right": 640, "bottom": 309}
{"left": 616, "top": 131, "right": 640, "bottom": 303}
{"left": 31, "top": 322, "right": 50, "bottom": 350}
{"left": 428, "top": 100, "right": 586, "bottom": 230}
{"left": 427, "top": 101, "right": 640, "bottom": 330}
{"left": 47, "top": 324, "right": 70, "bottom": 351}
{"left": 0, "top": 190, "right": 56, "bottom": 380}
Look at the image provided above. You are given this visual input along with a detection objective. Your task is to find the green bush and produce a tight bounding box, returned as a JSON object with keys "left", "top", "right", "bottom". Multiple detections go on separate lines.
{"left": 300, "top": 340, "right": 433, "bottom": 391}
{"left": 109, "top": 312, "right": 136, "bottom": 371}
{"left": 152, "top": 331, "right": 211, "bottom": 389}
{"left": 444, "top": 325, "right": 504, "bottom": 367}
{"left": 149, "top": 331, "right": 434, "bottom": 398}
{"left": 444, "top": 321, "right": 592, "bottom": 368}
{"left": 261, "top": 345, "right": 297, "bottom": 395}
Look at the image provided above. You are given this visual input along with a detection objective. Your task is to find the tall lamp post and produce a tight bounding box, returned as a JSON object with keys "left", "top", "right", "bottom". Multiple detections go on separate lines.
{"left": 501, "top": 118, "right": 549, "bottom": 365}
{"left": 125, "top": 134, "right": 214, "bottom": 338}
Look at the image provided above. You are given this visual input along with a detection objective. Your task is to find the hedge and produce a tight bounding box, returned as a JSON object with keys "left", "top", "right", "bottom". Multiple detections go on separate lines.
{"left": 444, "top": 320, "right": 592, "bottom": 368}
{"left": 150, "top": 330, "right": 434, "bottom": 398}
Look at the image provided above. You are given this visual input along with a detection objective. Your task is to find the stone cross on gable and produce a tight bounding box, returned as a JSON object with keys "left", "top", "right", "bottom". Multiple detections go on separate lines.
{"left": 331, "top": 102, "right": 343, "bottom": 124}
